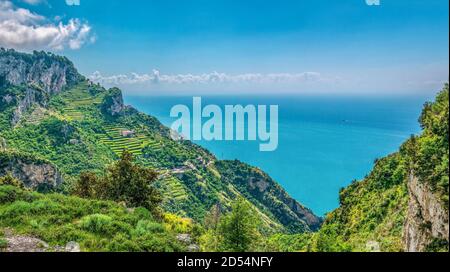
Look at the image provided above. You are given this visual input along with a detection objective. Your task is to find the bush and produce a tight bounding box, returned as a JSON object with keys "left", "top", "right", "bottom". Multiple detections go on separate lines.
{"left": 79, "top": 214, "right": 114, "bottom": 234}
{"left": 0, "top": 174, "right": 23, "bottom": 189}
{"left": 0, "top": 186, "right": 32, "bottom": 204}
{"left": 133, "top": 220, "right": 165, "bottom": 236}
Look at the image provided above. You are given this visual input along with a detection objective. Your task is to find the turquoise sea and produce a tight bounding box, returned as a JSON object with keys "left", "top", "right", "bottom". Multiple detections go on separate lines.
{"left": 124, "top": 94, "right": 431, "bottom": 216}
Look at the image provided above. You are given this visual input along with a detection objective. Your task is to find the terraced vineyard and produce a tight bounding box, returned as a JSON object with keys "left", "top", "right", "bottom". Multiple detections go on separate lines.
{"left": 99, "top": 125, "right": 163, "bottom": 158}
{"left": 59, "top": 83, "right": 104, "bottom": 121}
{"left": 160, "top": 175, "right": 189, "bottom": 202}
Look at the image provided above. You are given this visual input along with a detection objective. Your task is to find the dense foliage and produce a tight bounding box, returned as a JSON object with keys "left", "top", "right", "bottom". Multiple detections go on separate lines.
{"left": 72, "top": 151, "right": 162, "bottom": 218}
{"left": 199, "top": 198, "right": 263, "bottom": 252}
{"left": 405, "top": 84, "right": 449, "bottom": 208}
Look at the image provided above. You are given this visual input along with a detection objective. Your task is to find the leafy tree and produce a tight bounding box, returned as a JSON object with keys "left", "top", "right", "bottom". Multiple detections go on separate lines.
{"left": 106, "top": 151, "right": 162, "bottom": 217}
{"left": 72, "top": 151, "right": 162, "bottom": 218}
{"left": 72, "top": 172, "right": 98, "bottom": 198}
{"left": 204, "top": 203, "right": 222, "bottom": 231}
{"left": 217, "top": 197, "right": 261, "bottom": 252}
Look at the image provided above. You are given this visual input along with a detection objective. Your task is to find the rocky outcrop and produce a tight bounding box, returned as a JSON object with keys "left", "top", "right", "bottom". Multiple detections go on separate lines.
{"left": 0, "top": 49, "right": 82, "bottom": 94}
{"left": 1, "top": 49, "right": 84, "bottom": 125}
{"left": 101, "top": 87, "right": 126, "bottom": 116}
{"left": 1, "top": 229, "right": 80, "bottom": 252}
{"left": 0, "top": 152, "right": 63, "bottom": 190}
{"left": 11, "top": 87, "right": 47, "bottom": 126}
{"left": 1, "top": 229, "right": 49, "bottom": 253}
{"left": 403, "top": 173, "right": 449, "bottom": 252}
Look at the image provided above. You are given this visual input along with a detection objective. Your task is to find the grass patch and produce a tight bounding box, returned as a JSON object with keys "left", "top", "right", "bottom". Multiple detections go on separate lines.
{"left": 0, "top": 185, "right": 185, "bottom": 252}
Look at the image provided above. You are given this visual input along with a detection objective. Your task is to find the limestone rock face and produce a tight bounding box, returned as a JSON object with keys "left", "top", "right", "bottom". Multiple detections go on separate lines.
{"left": 0, "top": 152, "right": 63, "bottom": 190}
{"left": 0, "top": 49, "right": 82, "bottom": 94}
{"left": 101, "top": 87, "right": 126, "bottom": 116}
{"left": 216, "top": 160, "right": 323, "bottom": 232}
{"left": 1, "top": 49, "right": 83, "bottom": 125}
{"left": 11, "top": 87, "right": 47, "bottom": 126}
{"left": 403, "top": 173, "right": 449, "bottom": 252}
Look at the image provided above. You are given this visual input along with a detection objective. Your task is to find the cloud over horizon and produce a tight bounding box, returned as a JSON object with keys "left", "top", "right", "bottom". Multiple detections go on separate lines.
{"left": 89, "top": 70, "right": 330, "bottom": 87}
{"left": 0, "top": 1, "right": 94, "bottom": 51}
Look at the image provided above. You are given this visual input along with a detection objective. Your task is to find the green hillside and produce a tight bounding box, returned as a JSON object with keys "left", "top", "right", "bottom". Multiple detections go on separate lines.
{"left": 0, "top": 49, "right": 320, "bottom": 238}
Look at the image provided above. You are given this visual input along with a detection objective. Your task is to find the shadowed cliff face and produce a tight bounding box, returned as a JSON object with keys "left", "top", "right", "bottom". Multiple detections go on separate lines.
{"left": 404, "top": 173, "right": 449, "bottom": 252}
{"left": 101, "top": 87, "right": 126, "bottom": 116}
{"left": 0, "top": 152, "right": 63, "bottom": 190}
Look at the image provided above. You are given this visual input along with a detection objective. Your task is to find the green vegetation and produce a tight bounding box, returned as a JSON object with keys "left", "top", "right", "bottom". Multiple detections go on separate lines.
{"left": 216, "top": 160, "right": 321, "bottom": 232}
{"left": 404, "top": 84, "right": 449, "bottom": 208}
{"left": 265, "top": 233, "right": 313, "bottom": 252}
{"left": 199, "top": 198, "right": 263, "bottom": 252}
{"left": 310, "top": 154, "right": 408, "bottom": 252}
{"left": 72, "top": 151, "right": 162, "bottom": 218}
{"left": 217, "top": 198, "right": 262, "bottom": 252}
{"left": 0, "top": 185, "right": 185, "bottom": 252}
{"left": 0, "top": 173, "right": 23, "bottom": 188}
{"left": 160, "top": 176, "right": 189, "bottom": 202}
{"left": 0, "top": 229, "right": 6, "bottom": 249}
{"left": 98, "top": 125, "right": 161, "bottom": 157}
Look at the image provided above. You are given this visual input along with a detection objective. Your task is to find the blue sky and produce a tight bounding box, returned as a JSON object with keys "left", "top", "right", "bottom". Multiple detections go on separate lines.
{"left": 2, "top": 0, "right": 449, "bottom": 95}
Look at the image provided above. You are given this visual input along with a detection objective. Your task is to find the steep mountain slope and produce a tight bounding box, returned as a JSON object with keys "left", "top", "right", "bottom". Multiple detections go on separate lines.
{"left": 0, "top": 49, "right": 320, "bottom": 233}
{"left": 310, "top": 85, "right": 449, "bottom": 252}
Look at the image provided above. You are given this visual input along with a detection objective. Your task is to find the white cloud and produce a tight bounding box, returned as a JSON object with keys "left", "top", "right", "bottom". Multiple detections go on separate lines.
{"left": 89, "top": 70, "right": 327, "bottom": 87}
{"left": 0, "top": 1, "right": 94, "bottom": 51}
{"left": 20, "top": 0, "right": 45, "bottom": 5}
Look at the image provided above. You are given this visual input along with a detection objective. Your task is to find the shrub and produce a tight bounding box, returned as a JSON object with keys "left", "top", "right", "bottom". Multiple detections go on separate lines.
{"left": 79, "top": 214, "right": 113, "bottom": 234}
{"left": 0, "top": 174, "right": 23, "bottom": 189}
{"left": 133, "top": 220, "right": 165, "bottom": 236}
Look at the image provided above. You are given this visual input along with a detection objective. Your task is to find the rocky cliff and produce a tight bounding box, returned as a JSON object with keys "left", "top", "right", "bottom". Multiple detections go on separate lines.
{"left": 404, "top": 173, "right": 449, "bottom": 252}
{"left": 0, "top": 151, "right": 63, "bottom": 190}
{"left": 10, "top": 87, "right": 48, "bottom": 126}
{"left": 101, "top": 87, "right": 126, "bottom": 116}
{"left": 1, "top": 49, "right": 84, "bottom": 126}
{"left": 0, "top": 49, "right": 82, "bottom": 94}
